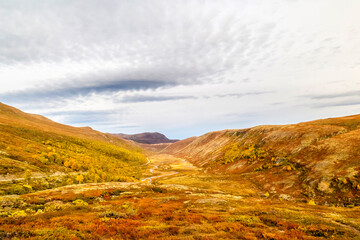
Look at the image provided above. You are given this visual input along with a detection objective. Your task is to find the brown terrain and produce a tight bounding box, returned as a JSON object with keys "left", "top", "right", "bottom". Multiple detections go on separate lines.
{"left": 161, "top": 114, "right": 360, "bottom": 205}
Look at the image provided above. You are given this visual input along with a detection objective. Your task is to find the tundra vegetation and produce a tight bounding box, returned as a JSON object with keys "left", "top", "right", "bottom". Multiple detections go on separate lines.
{"left": 0, "top": 103, "right": 147, "bottom": 197}
{"left": 0, "top": 127, "right": 146, "bottom": 196}
{"left": 1, "top": 156, "right": 360, "bottom": 240}
{"left": 0, "top": 103, "right": 360, "bottom": 239}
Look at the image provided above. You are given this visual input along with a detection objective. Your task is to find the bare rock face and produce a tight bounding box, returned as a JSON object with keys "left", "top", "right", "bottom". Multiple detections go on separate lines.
{"left": 114, "top": 132, "right": 179, "bottom": 144}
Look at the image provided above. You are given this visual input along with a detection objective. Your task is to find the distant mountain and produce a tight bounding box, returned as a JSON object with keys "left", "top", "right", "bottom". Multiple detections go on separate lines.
{"left": 114, "top": 132, "right": 179, "bottom": 144}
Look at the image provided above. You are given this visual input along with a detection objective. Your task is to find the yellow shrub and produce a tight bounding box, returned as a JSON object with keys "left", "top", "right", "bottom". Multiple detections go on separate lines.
{"left": 308, "top": 200, "right": 316, "bottom": 205}
{"left": 23, "top": 184, "right": 33, "bottom": 191}
{"left": 11, "top": 210, "right": 27, "bottom": 217}
{"left": 72, "top": 199, "right": 88, "bottom": 208}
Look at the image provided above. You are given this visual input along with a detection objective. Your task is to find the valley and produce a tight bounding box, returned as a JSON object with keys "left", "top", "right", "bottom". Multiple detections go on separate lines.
{"left": 1, "top": 153, "right": 360, "bottom": 239}
{"left": 2, "top": 1, "right": 360, "bottom": 239}
{"left": 0, "top": 103, "right": 360, "bottom": 239}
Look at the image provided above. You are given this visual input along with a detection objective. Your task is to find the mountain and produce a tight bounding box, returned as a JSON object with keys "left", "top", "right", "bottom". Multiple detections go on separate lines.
{"left": 0, "top": 102, "right": 146, "bottom": 195}
{"left": 114, "top": 132, "right": 179, "bottom": 144}
{"left": 162, "top": 114, "right": 360, "bottom": 205}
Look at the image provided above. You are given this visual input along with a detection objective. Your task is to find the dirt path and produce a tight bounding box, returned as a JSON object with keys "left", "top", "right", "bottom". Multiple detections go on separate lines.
{"left": 141, "top": 154, "right": 198, "bottom": 183}
{"left": 0, "top": 155, "right": 187, "bottom": 184}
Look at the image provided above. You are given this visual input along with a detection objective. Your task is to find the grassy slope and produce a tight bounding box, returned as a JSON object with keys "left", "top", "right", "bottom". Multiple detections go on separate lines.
{"left": 0, "top": 102, "right": 140, "bottom": 148}
{"left": 162, "top": 114, "right": 360, "bottom": 205}
{"left": 1, "top": 154, "right": 359, "bottom": 240}
{"left": 0, "top": 103, "right": 147, "bottom": 195}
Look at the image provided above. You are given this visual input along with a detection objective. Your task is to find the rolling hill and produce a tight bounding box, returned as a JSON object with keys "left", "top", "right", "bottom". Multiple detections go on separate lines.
{"left": 0, "top": 102, "right": 147, "bottom": 195}
{"left": 162, "top": 114, "right": 360, "bottom": 205}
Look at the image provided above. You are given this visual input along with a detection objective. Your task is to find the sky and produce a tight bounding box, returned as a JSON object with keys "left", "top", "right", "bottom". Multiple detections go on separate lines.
{"left": 1, "top": 0, "right": 360, "bottom": 139}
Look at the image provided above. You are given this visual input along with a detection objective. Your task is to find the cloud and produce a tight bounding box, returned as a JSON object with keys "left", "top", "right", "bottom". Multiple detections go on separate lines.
{"left": 306, "top": 91, "right": 360, "bottom": 100}
{"left": 120, "top": 95, "right": 196, "bottom": 103}
{"left": 1, "top": 0, "right": 360, "bottom": 138}
{"left": 215, "top": 91, "right": 273, "bottom": 98}
{"left": 312, "top": 100, "right": 360, "bottom": 108}
{"left": 0, "top": 80, "right": 171, "bottom": 102}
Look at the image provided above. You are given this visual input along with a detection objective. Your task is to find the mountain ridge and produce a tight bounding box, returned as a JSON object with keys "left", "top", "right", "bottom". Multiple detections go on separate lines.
{"left": 161, "top": 114, "right": 360, "bottom": 205}
{"left": 0, "top": 102, "right": 139, "bottom": 149}
{"left": 113, "top": 132, "right": 179, "bottom": 144}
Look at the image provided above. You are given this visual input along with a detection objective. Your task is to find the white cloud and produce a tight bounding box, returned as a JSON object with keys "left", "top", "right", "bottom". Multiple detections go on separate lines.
{"left": 0, "top": 0, "right": 360, "bottom": 138}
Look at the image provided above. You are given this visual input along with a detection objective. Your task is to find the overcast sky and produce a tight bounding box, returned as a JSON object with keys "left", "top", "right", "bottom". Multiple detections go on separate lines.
{"left": 1, "top": 0, "right": 360, "bottom": 139}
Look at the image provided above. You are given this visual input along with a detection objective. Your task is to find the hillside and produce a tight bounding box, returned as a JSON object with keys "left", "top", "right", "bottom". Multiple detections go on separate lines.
{"left": 0, "top": 103, "right": 140, "bottom": 148}
{"left": 0, "top": 102, "right": 147, "bottom": 195}
{"left": 135, "top": 142, "right": 173, "bottom": 152}
{"left": 162, "top": 114, "right": 360, "bottom": 205}
{"left": 1, "top": 104, "right": 360, "bottom": 239}
{"left": 114, "top": 132, "right": 179, "bottom": 144}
